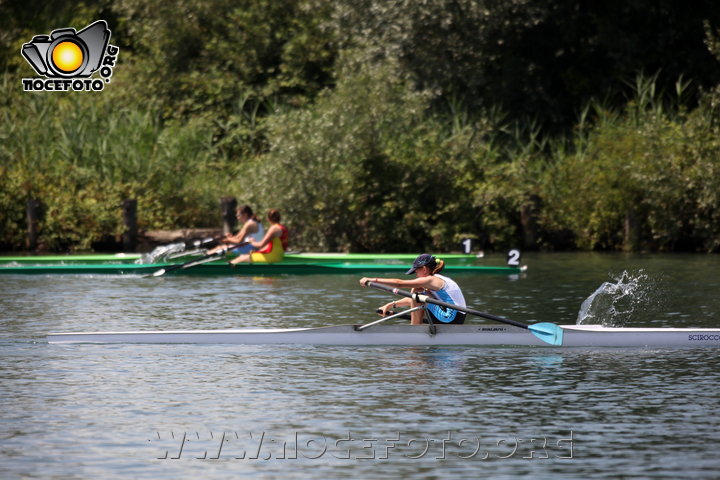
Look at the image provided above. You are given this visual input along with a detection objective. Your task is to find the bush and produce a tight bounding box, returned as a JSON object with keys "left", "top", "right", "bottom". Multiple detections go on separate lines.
{"left": 541, "top": 76, "right": 720, "bottom": 251}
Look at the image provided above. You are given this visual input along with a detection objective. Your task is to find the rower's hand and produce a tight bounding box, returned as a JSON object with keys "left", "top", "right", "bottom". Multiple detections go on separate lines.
{"left": 359, "top": 277, "right": 372, "bottom": 287}
{"left": 379, "top": 303, "right": 393, "bottom": 316}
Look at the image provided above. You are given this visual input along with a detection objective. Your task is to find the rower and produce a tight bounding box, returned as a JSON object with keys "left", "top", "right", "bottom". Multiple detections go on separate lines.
{"left": 208, "top": 204, "right": 264, "bottom": 256}
{"left": 230, "top": 209, "right": 289, "bottom": 264}
{"left": 359, "top": 253, "right": 467, "bottom": 325}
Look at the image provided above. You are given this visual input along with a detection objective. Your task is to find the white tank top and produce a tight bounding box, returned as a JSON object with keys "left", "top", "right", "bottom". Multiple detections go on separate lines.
{"left": 244, "top": 221, "right": 264, "bottom": 243}
{"left": 432, "top": 274, "right": 466, "bottom": 307}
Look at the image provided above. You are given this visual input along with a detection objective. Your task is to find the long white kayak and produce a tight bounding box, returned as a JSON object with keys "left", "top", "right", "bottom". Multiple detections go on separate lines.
{"left": 47, "top": 324, "right": 720, "bottom": 347}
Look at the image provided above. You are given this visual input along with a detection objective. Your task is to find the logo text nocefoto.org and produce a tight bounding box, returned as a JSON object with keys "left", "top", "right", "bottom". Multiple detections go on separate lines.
{"left": 21, "top": 20, "right": 119, "bottom": 92}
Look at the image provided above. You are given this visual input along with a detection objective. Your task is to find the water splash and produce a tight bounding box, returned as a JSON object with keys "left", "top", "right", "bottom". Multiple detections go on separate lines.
{"left": 577, "top": 270, "right": 654, "bottom": 326}
{"left": 136, "top": 242, "right": 186, "bottom": 264}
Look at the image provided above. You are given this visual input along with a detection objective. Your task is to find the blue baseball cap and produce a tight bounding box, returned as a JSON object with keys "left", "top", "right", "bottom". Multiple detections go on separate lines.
{"left": 406, "top": 254, "right": 436, "bottom": 275}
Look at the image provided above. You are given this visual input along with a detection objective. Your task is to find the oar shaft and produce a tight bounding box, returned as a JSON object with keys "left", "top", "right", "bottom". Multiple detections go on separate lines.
{"left": 376, "top": 309, "right": 412, "bottom": 320}
{"left": 364, "top": 281, "right": 530, "bottom": 330}
{"left": 356, "top": 306, "right": 424, "bottom": 331}
{"left": 153, "top": 242, "right": 249, "bottom": 276}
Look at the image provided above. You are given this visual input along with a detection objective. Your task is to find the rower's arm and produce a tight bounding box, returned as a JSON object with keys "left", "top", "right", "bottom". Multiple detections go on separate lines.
{"left": 226, "top": 222, "right": 250, "bottom": 243}
{"left": 250, "top": 225, "right": 278, "bottom": 249}
{"left": 360, "top": 276, "right": 435, "bottom": 289}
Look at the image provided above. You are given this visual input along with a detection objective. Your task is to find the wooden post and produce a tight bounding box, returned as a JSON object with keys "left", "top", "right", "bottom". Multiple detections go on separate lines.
{"left": 623, "top": 208, "right": 640, "bottom": 252}
{"left": 520, "top": 194, "right": 539, "bottom": 250}
{"left": 122, "top": 199, "right": 138, "bottom": 252}
{"left": 26, "top": 199, "right": 42, "bottom": 252}
{"left": 220, "top": 196, "right": 237, "bottom": 235}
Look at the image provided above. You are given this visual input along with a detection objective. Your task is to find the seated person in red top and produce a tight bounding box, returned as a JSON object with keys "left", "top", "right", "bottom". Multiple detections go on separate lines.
{"left": 230, "top": 209, "right": 288, "bottom": 264}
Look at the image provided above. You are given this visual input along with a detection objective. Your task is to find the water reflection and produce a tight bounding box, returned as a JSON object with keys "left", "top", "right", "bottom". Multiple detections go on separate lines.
{"left": 2, "top": 254, "right": 720, "bottom": 479}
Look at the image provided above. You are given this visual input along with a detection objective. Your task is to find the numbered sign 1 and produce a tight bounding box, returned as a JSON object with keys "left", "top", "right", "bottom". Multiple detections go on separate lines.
{"left": 506, "top": 249, "right": 521, "bottom": 266}
{"left": 461, "top": 238, "right": 472, "bottom": 254}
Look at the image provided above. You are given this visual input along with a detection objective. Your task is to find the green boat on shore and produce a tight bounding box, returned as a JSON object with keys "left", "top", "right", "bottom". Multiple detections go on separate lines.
{"left": 0, "top": 253, "right": 143, "bottom": 264}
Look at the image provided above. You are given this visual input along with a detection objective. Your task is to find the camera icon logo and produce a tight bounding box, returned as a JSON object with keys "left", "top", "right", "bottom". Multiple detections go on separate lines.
{"left": 22, "top": 20, "right": 110, "bottom": 77}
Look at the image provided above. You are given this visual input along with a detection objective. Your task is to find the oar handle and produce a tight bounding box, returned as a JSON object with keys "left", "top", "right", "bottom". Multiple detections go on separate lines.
{"left": 364, "top": 281, "right": 530, "bottom": 330}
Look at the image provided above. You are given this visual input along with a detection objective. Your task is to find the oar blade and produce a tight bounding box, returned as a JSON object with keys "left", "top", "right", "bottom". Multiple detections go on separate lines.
{"left": 152, "top": 269, "right": 167, "bottom": 277}
{"left": 528, "top": 322, "right": 564, "bottom": 346}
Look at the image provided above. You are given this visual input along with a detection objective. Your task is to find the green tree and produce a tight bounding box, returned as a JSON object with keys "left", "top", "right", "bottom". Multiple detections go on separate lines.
{"left": 110, "top": 0, "right": 336, "bottom": 119}
{"left": 334, "top": 0, "right": 720, "bottom": 130}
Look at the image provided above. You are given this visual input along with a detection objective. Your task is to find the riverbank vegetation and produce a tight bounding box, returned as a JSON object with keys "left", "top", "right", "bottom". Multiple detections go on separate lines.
{"left": 2, "top": 0, "right": 720, "bottom": 252}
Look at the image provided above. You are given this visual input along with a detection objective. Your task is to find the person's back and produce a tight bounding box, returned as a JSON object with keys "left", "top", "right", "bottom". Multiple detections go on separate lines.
{"left": 425, "top": 273, "right": 466, "bottom": 324}
{"left": 245, "top": 220, "right": 264, "bottom": 243}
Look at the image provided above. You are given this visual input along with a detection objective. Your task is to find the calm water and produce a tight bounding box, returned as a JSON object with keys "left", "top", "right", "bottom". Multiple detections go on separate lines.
{"left": 1, "top": 252, "right": 719, "bottom": 479}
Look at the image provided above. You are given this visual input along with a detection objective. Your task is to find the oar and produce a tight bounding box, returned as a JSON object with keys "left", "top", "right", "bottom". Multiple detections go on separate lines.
{"left": 376, "top": 308, "right": 412, "bottom": 320}
{"left": 355, "top": 306, "right": 424, "bottom": 331}
{"left": 364, "top": 281, "right": 564, "bottom": 346}
{"left": 193, "top": 237, "right": 218, "bottom": 247}
{"left": 166, "top": 248, "right": 205, "bottom": 260}
{"left": 172, "top": 236, "right": 223, "bottom": 257}
{"left": 149, "top": 242, "right": 249, "bottom": 277}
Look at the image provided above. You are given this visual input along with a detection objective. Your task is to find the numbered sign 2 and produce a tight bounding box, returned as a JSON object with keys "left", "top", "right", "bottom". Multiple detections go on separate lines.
{"left": 507, "top": 249, "right": 521, "bottom": 266}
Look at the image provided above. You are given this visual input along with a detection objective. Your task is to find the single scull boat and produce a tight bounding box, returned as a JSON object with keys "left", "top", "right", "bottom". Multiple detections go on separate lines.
{"left": 46, "top": 324, "right": 720, "bottom": 347}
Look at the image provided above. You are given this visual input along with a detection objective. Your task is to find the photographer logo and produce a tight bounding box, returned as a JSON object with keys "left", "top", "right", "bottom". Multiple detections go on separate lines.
{"left": 21, "top": 20, "right": 119, "bottom": 92}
